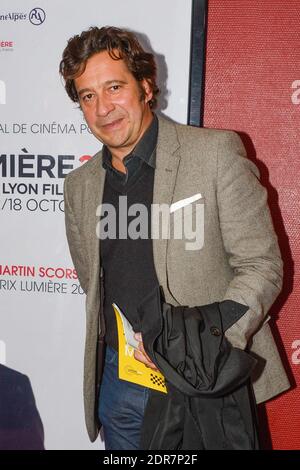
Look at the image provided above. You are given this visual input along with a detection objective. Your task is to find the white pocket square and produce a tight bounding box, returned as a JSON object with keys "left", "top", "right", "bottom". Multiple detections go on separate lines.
{"left": 170, "top": 193, "right": 203, "bottom": 213}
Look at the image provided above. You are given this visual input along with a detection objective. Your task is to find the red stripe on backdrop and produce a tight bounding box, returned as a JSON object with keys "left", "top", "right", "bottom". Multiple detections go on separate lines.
{"left": 204, "top": 0, "right": 300, "bottom": 450}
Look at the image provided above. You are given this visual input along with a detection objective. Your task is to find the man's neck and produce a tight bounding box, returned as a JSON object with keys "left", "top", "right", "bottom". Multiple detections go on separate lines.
{"left": 111, "top": 155, "right": 127, "bottom": 174}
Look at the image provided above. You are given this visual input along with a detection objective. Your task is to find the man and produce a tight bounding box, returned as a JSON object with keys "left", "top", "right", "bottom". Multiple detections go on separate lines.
{"left": 60, "top": 26, "right": 290, "bottom": 449}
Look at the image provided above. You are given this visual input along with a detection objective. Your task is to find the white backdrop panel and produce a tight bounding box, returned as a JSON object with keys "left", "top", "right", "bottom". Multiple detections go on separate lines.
{"left": 0, "top": 0, "right": 192, "bottom": 449}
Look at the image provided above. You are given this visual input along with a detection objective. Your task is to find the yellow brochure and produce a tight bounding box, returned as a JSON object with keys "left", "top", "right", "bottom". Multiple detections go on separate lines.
{"left": 112, "top": 303, "right": 167, "bottom": 394}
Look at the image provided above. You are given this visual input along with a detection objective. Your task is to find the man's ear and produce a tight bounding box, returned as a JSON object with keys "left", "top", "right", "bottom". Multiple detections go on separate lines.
{"left": 141, "top": 79, "right": 153, "bottom": 104}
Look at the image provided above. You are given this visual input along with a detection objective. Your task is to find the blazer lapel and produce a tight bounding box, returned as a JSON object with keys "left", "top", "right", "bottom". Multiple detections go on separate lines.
{"left": 86, "top": 151, "right": 106, "bottom": 290}
{"left": 152, "top": 117, "right": 181, "bottom": 300}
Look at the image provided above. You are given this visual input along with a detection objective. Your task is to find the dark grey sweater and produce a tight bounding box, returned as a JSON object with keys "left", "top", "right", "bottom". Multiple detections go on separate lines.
{"left": 100, "top": 116, "right": 159, "bottom": 351}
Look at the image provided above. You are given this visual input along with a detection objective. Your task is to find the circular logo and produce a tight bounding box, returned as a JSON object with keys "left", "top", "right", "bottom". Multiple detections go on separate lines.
{"left": 29, "top": 8, "right": 46, "bottom": 26}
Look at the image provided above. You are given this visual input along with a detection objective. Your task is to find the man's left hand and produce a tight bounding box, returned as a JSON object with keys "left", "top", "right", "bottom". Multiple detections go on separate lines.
{"left": 133, "top": 332, "right": 159, "bottom": 371}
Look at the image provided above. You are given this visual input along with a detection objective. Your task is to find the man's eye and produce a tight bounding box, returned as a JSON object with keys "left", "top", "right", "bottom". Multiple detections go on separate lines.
{"left": 82, "top": 93, "right": 93, "bottom": 102}
{"left": 110, "top": 85, "right": 121, "bottom": 91}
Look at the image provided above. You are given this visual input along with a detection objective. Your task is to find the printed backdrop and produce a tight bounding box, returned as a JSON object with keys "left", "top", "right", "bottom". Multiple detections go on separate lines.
{"left": 0, "top": 0, "right": 192, "bottom": 449}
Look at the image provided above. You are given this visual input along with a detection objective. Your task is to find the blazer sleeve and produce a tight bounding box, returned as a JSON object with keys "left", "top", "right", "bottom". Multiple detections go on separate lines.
{"left": 216, "top": 131, "right": 283, "bottom": 349}
{"left": 64, "top": 175, "right": 89, "bottom": 294}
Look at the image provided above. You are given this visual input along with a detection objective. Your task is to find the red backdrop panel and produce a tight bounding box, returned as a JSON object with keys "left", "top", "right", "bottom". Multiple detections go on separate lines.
{"left": 204, "top": 0, "right": 300, "bottom": 449}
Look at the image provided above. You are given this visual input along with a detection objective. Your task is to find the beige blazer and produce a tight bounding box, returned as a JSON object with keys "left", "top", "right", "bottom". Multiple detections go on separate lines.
{"left": 64, "top": 116, "right": 290, "bottom": 442}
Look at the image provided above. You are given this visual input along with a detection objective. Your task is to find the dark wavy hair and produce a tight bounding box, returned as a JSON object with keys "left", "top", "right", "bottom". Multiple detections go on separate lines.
{"left": 59, "top": 26, "right": 159, "bottom": 109}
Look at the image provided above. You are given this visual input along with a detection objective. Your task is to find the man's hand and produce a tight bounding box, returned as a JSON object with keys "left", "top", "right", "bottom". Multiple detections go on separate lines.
{"left": 133, "top": 332, "right": 158, "bottom": 371}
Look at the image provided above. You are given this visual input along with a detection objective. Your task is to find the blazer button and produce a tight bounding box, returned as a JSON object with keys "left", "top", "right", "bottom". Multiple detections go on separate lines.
{"left": 210, "top": 326, "right": 221, "bottom": 336}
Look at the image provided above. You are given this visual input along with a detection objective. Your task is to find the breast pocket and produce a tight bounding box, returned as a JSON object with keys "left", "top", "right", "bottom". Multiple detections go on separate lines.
{"left": 169, "top": 198, "right": 205, "bottom": 251}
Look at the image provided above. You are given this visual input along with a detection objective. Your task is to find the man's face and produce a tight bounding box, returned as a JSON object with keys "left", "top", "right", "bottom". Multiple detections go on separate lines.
{"left": 74, "top": 50, "right": 153, "bottom": 158}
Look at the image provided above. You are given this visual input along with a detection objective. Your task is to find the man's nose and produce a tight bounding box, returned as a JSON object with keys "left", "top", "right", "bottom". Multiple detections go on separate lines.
{"left": 95, "top": 94, "right": 115, "bottom": 117}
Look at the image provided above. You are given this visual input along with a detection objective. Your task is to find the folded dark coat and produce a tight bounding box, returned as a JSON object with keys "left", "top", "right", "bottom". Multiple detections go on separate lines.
{"left": 138, "top": 286, "right": 259, "bottom": 450}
